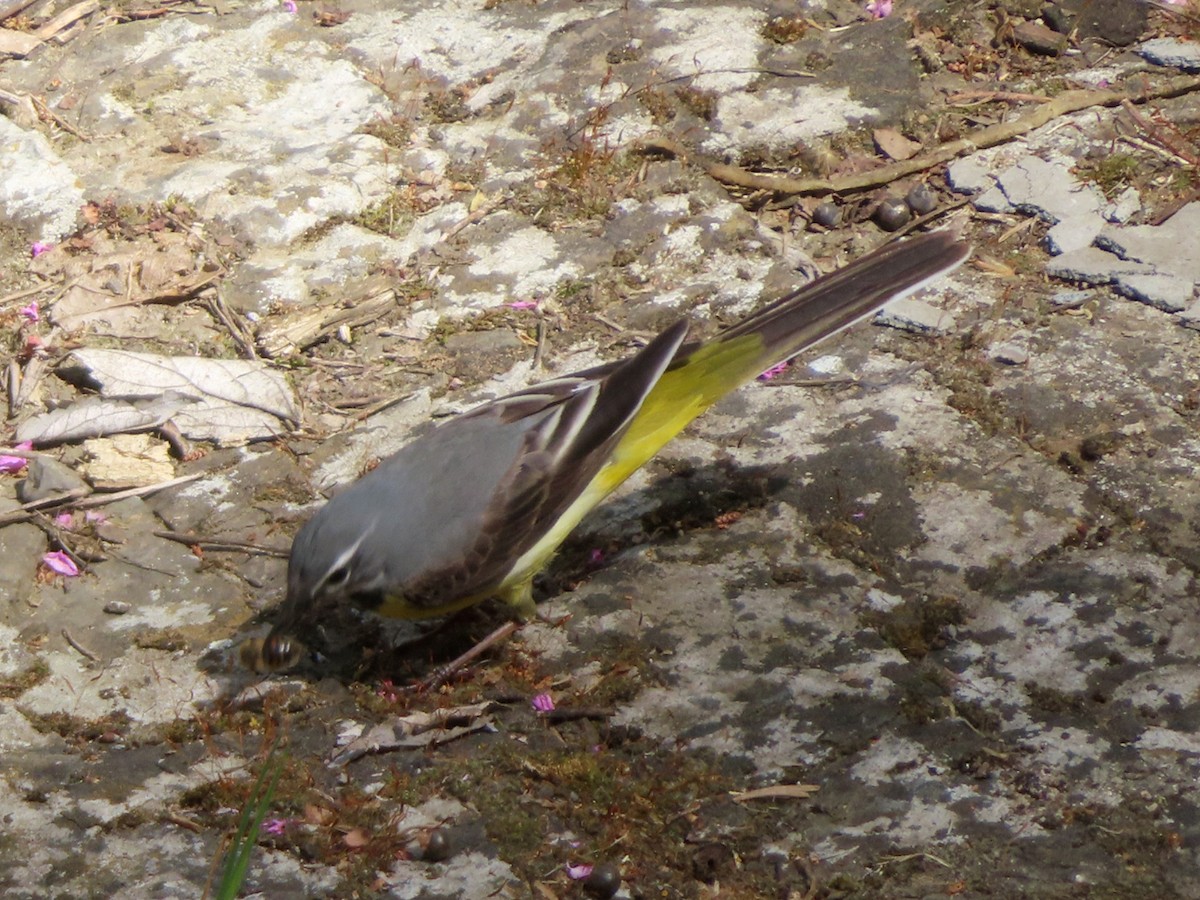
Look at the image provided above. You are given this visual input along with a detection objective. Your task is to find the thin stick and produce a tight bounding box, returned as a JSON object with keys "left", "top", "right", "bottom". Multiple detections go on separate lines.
{"left": 61, "top": 628, "right": 100, "bottom": 662}
{"left": 0, "top": 472, "right": 203, "bottom": 528}
{"left": 0, "top": 283, "right": 57, "bottom": 307}
{"left": 153, "top": 531, "right": 288, "bottom": 558}
{"left": 410, "top": 621, "right": 520, "bottom": 692}
{"left": 641, "top": 74, "right": 1200, "bottom": 198}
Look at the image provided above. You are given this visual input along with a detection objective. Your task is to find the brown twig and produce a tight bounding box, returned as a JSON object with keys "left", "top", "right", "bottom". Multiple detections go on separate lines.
{"left": 153, "top": 530, "right": 289, "bottom": 557}
{"left": 205, "top": 294, "right": 259, "bottom": 360}
{"left": 641, "top": 74, "right": 1200, "bottom": 199}
{"left": 61, "top": 628, "right": 100, "bottom": 662}
{"left": 1119, "top": 98, "right": 1200, "bottom": 165}
{"left": 409, "top": 621, "right": 521, "bottom": 692}
{"left": 441, "top": 192, "right": 509, "bottom": 241}
{"left": 0, "top": 473, "right": 203, "bottom": 528}
{"left": 30, "top": 95, "right": 89, "bottom": 140}
{"left": 0, "top": 0, "right": 40, "bottom": 21}
{"left": 0, "top": 282, "right": 57, "bottom": 307}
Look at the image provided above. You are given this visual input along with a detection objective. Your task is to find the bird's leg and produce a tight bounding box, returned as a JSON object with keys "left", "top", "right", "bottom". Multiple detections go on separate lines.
{"left": 408, "top": 578, "right": 566, "bottom": 691}
{"left": 409, "top": 620, "right": 521, "bottom": 692}
{"left": 497, "top": 576, "right": 538, "bottom": 621}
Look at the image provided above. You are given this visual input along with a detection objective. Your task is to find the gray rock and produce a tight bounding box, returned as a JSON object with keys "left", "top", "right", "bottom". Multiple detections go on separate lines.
{"left": 946, "top": 157, "right": 994, "bottom": 194}
{"left": 1113, "top": 273, "right": 1196, "bottom": 313}
{"left": 875, "top": 298, "right": 955, "bottom": 334}
{"left": 1097, "top": 202, "right": 1200, "bottom": 274}
{"left": 1139, "top": 37, "right": 1200, "bottom": 72}
{"left": 1049, "top": 289, "right": 1094, "bottom": 309}
{"left": 1045, "top": 245, "right": 1155, "bottom": 284}
{"left": 1178, "top": 301, "right": 1200, "bottom": 330}
{"left": 996, "top": 155, "right": 1106, "bottom": 227}
{"left": 991, "top": 341, "right": 1030, "bottom": 365}
{"left": 1046, "top": 216, "right": 1103, "bottom": 255}
{"left": 1104, "top": 186, "right": 1141, "bottom": 224}
{"left": 16, "top": 457, "right": 90, "bottom": 503}
{"left": 0, "top": 118, "right": 85, "bottom": 241}
{"left": 972, "top": 186, "right": 1015, "bottom": 214}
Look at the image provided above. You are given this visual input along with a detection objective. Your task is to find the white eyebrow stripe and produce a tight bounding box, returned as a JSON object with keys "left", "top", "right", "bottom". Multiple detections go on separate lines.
{"left": 320, "top": 527, "right": 372, "bottom": 589}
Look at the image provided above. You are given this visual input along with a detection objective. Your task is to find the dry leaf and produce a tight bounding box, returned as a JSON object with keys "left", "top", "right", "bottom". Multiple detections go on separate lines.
{"left": 342, "top": 828, "right": 370, "bottom": 849}
{"left": 873, "top": 127, "right": 921, "bottom": 161}
{"left": 16, "top": 395, "right": 189, "bottom": 446}
{"left": 329, "top": 702, "right": 498, "bottom": 765}
{"left": 730, "top": 784, "right": 819, "bottom": 802}
{"left": 304, "top": 804, "right": 337, "bottom": 826}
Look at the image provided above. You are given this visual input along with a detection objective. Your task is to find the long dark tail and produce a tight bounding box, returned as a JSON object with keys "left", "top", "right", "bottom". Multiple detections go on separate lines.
{"left": 714, "top": 229, "right": 970, "bottom": 365}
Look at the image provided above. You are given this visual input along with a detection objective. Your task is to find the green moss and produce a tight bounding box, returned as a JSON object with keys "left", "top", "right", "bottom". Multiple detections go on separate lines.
{"left": 0, "top": 658, "right": 50, "bottom": 699}
{"left": 1076, "top": 153, "right": 1141, "bottom": 198}
{"left": 761, "top": 15, "right": 809, "bottom": 44}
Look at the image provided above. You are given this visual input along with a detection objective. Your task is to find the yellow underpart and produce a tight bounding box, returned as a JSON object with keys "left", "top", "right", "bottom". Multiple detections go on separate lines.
{"left": 374, "top": 574, "right": 537, "bottom": 621}
{"left": 372, "top": 333, "right": 767, "bottom": 621}
{"left": 501, "top": 333, "right": 767, "bottom": 596}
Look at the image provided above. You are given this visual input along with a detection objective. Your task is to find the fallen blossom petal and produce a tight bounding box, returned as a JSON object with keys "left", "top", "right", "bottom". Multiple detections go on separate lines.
{"left": 19, "top": 301, "right": 39, "bottom": 322}
{"left": 84, "top": 511, "right": 108, "bottom": 524}
{"left": 376, "top": 679, "right": 400, "bottom": 702}
{"left": 43, "top": 551, "right": 80, "bottom": 577}
{"left": 0, "top": 441, "right": 32, "bottom": 473}
{"left": 507, "top": 300, "right": 538, "bottom": 310}
{"left": 566, "top": 862, "right": 593, "bottom": 880}
{"left": 588, "top": 548, "right": 604, "bottom": 566}
{"left": 281, "top": 0, "right": 297, "bottom": 11}
{"left": 30, "top": 241, "right": 53, "bottom": 257}
{"left": 531, "top": 692, "right": 555, "bottom": 713}
{"left": 54, "top": 512, "right": 77, "bottom": 529}
{"left": 756, "top": 361, "right": 789, "bottom": 382}
{"left": 0, "top": 454, "right": 27, "bottom": 474}
{"left": 866, "top": 0, "right": 892, "bottom": 16}
{"left": 264, "top": 818, "right": 290, "bottom": 835}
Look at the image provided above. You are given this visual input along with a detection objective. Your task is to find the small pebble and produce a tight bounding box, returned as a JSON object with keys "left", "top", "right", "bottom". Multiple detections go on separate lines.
{"left": 422, "top": 827, "right": 453, "bottom": 862}
{"left": 1050, "top": 290, "right": 1092, "bottom": 310}
{"left": 583, "top": 861, "right": 621, "bottom": 898}
{"left": 103, "top": 601, "right": 132, "bottom": 615}
{"left": 905, "top": 183, "right": 937, "bottom": 215}
{"left": 811, "top": 201, "right": 840, "bottom": 228}
{"left": 991, "top": 342, "right": 1029, "bottom": 366}
{"left": 873, "top": 197, "right": 910, "bottom": 231}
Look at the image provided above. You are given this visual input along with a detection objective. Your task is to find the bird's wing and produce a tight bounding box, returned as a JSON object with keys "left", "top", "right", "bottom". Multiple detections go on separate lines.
{"left": 391, "top": 320, "right": 691, "bottom": 612}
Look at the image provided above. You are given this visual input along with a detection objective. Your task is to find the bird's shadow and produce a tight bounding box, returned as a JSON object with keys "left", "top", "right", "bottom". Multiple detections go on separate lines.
{"left": 263, "top": 458, "right": 792, "bottom": 683}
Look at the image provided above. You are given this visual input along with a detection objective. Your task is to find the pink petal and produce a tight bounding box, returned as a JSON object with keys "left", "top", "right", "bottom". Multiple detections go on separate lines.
{"left": 756, "top": 361, "right": 789, "bottom": 382}
{"left": 54, "top": 512, "right": 77, "bottom": 529}
{"left": 507, "top": 300, "right": 538, "bottom": 310}
{"left": 0, "top": 441, "right": 35, "bottom": 474}
{"left": 19, "top": 301, "right": 39, "bottom": 323}
{"left": 566, "top": 863, "right": 593, "bottom": 880}
{"left": 531, "top": 692, "right": 555, "bottom": 712}
{"left": 30, "top": 241, "right": 52, "bottom": 258}
{"left": 0, "top": 455, "right": 27, "bottom": 474}
{"left": 43, "top": 551, "right": 80, "bottom": 577}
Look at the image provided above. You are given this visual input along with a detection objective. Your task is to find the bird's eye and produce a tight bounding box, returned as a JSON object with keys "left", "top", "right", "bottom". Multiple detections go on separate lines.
{"left": 324, "top": 564, "right": 351, "bottom": 589}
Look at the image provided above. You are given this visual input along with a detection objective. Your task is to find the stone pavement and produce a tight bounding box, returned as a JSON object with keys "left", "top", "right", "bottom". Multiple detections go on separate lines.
{"left": 2, "top": 0, "right": 1200, "bottom": 896}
